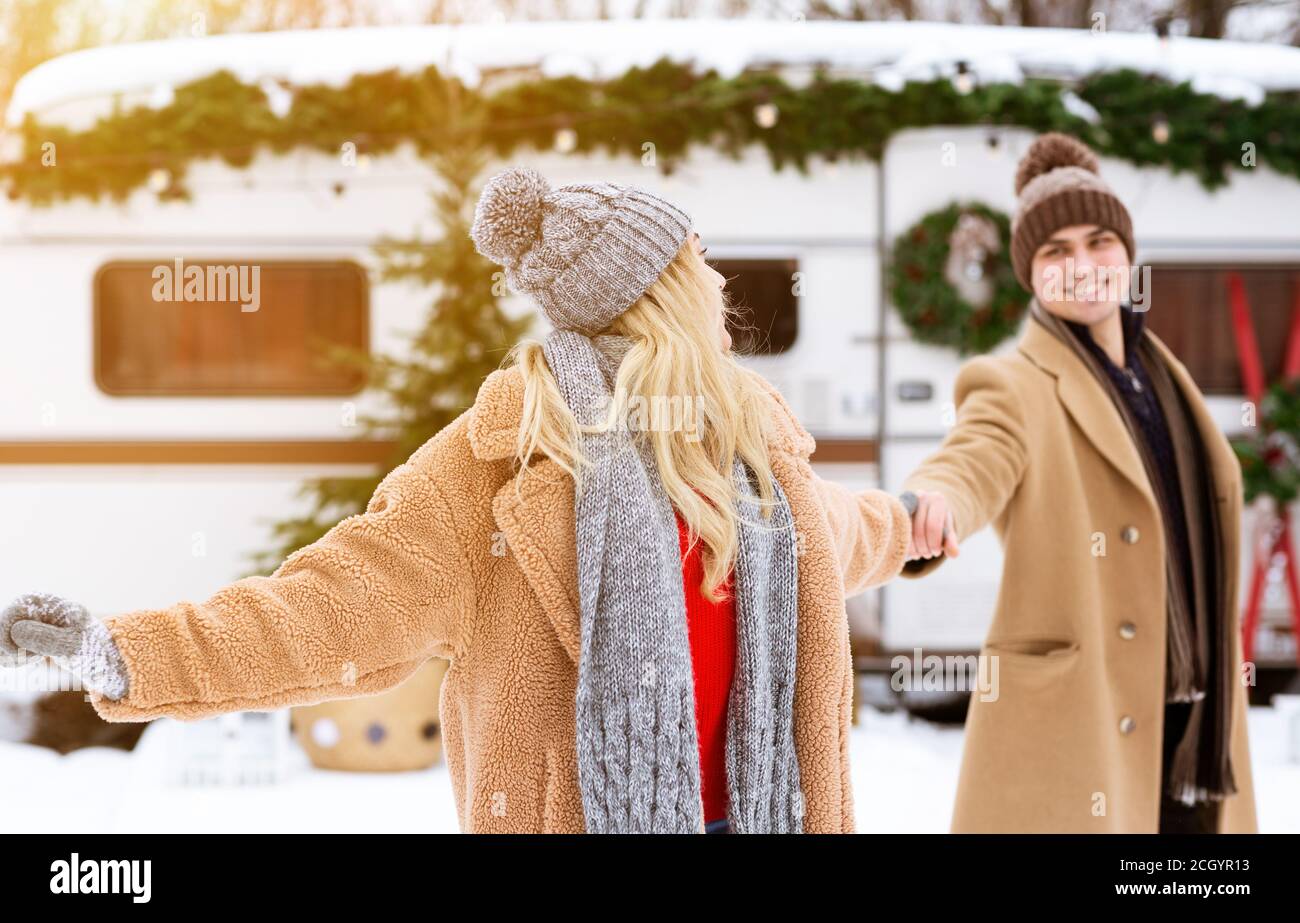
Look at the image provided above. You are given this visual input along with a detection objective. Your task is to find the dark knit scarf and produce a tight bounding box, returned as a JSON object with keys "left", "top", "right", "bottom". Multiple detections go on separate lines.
{"left": 1029, "top": 299, "right": 1236, "bottom": 806}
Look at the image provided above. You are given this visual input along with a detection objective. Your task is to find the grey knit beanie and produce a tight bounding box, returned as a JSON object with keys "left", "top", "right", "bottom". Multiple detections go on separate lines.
{"left": 1011, "top": 133, "right": 1135, "bottom": 291}
{"left": 469, "top": 166, "right": 693, "bottom": 335}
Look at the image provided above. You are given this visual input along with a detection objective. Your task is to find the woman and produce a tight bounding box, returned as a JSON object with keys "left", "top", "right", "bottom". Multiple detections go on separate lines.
{"left": 899, "top": 133, "right": 1258, "bottom": 834}
{"left": 1, "top": 167, "right": 911, "bottom": 834}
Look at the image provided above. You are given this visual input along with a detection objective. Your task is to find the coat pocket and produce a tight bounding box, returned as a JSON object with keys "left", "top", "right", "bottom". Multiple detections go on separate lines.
{"left": 981, "top": 637, "right": 1080, "bottom": 697}
{"left": 984, "top": 636, "right": 1081, "bottom": 664}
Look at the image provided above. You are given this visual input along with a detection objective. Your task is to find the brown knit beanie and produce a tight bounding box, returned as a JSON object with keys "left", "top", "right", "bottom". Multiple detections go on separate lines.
{"left": 1011, "top": 133, "right": 1135, "bottom": 291}
{"left": 469, "top": 166, "right": 693, "bottom": 335}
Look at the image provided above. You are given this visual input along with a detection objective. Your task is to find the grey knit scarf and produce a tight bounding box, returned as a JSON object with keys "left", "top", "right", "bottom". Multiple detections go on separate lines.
{"left": 541, "top": 329, "right": 804, "bottom": 834}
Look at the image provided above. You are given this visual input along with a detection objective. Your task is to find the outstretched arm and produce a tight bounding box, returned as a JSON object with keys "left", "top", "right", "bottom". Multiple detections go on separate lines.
{"left": 899, "top": 356, "right": 1030, "bottom": 578}
{"left": 745, "top": 366, "right": 911, "bottom": 597}
{"left": 3, "top": 425, "right": 478, "bottom": 723}
{"left": 808, "top": 470, "right": 912, "bottom": 597}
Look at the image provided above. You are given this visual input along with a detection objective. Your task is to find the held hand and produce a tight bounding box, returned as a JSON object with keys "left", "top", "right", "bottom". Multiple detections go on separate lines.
{"left": 900, "top": 490, "right": 960, "bottom": 561}
{"left": 1, "top": 593, "right": 130, "bottom": 700}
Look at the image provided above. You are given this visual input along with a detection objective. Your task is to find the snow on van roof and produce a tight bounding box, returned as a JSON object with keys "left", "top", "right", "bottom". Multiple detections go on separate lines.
{"left": 10, "top": 18, "right": 1300, "bottom": 127}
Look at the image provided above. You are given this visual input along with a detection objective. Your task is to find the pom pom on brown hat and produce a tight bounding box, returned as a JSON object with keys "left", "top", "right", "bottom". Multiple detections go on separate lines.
{"left": 1010, "top": 132, "right": 1135, "bottom": 293}
{"left": 468, "top": 165, "right": 693, "bottom": 335}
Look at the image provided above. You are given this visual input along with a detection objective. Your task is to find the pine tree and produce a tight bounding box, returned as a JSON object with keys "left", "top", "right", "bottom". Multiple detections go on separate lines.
{"left": 243, "top": 79, "right": 534, "bottom": 576}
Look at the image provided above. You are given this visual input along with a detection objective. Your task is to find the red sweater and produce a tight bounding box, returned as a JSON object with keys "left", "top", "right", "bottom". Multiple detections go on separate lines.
{"left": 674, "top": 507, "right": 736, "bottom": 825}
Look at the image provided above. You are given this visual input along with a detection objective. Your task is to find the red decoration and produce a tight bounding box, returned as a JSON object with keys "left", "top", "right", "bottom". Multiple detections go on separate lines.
{"left": 1229, "top": 270, "right": 1300, "bottom": 667}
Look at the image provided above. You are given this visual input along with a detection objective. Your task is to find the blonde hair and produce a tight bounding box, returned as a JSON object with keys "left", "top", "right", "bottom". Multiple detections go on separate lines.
{"left": 501, "top": 239, "right": 781, "bottom": 604}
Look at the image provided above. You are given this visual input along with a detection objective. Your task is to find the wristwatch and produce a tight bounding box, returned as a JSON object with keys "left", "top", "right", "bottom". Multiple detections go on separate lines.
{"left": 898, "top": 490, "right": 919, "bottom": 517}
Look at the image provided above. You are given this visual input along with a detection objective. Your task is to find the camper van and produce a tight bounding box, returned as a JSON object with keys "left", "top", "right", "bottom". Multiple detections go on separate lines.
{"left": 2, "top": 20, "right": 1298, "bottom": 710}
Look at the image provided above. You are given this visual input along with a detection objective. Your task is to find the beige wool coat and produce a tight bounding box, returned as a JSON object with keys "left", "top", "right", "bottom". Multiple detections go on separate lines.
{"left": 88, "top": 363, "right": 911, "bottom": 833}
{"left": 901, "top": 315, "right": 1259, "bottom": 833}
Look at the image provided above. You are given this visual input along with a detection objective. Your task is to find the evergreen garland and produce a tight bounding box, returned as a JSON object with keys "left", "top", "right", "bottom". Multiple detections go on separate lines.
{"left": 5, "top": 60, "right": 1300, "bottom": 205}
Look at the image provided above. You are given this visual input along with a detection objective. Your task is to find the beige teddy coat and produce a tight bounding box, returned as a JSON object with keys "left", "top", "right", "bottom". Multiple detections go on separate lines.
{"left": 88, "top": 364, "right": 911, "bottom": 833}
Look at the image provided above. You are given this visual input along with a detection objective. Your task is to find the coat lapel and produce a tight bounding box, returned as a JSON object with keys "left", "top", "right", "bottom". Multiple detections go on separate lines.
{"left": 465, "top": 364, "right": 815, "bottom": 665}
{"left": 491, "top": 458, "right": 584, "bottom": 662}
{"left": 1018, "top": 313, "right": 1244, "bottom": 594}
{"left": 1018, "top": 314, "right": 1157, "bottom": 511}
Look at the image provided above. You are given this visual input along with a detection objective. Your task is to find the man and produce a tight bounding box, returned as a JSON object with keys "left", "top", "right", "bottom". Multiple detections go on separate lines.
{"left": 898, "top": 132, "right": 1258, "bottom": 833}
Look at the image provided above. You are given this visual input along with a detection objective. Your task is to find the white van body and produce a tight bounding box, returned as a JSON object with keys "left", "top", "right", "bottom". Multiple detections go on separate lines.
{"left": 1, "top": 21, "right": 1296, "bottom": 672}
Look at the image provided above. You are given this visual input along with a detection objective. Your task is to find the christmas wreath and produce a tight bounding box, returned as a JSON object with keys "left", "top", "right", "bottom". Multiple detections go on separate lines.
{"left": 888, "top": 202, "right": 1029, "bottom": 356}
{"left": 1233, "top": 379, "right": 1300, "bottom": 504}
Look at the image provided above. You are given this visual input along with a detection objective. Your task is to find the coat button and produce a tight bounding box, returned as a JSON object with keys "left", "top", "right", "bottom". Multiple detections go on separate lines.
{"left": 1119, "top": 621, "right": 1137, "bottom": 640}
{"left": 1121, "top": 526, "right": 1140, "bottom": 544}
{"left": 1119, "top": 715, "right": 1136, "bottom": 734}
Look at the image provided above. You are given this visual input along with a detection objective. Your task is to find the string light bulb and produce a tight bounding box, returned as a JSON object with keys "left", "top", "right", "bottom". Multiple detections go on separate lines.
{"left": 1154, "top": 15, "right": 1172, "bottom": 51}
{"left": 149, "top": 83, "right": 175, "bottom": 108}
{"left": 1151, "top": 114, "right": 1170, "bottom": 144}
{"left": 953, "top": 61, "right": 975, "bottom": 96}
{"left": 260, "top": 79, "right": 293, "bottom": 118}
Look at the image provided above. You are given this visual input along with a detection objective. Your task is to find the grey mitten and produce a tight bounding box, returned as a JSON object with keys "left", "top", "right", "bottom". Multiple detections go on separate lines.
{"left": 1, "top": 593, "right": 130, "bottom": 701}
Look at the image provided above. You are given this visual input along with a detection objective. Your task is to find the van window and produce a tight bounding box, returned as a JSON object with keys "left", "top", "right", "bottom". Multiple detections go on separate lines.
{"left": 94, "top": 260, "right": 369, "bottom": 396}
{"left": 1144, "top": 265, "right": 1300, "bottom": 395}
{"left": 706, "top": 258, "right": 799, "bottom": 355}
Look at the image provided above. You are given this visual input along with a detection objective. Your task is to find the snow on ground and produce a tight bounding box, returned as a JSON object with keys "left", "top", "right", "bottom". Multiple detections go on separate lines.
{"left": 1, "top": 702, "right": 1294, "bottom": 833}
